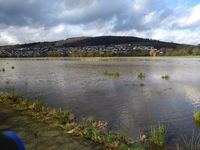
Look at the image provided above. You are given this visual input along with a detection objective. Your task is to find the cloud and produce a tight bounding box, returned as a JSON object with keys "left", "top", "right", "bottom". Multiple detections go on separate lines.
{"left": 0, "top": 0, "right": 200, "bottom": 45}
{"left": 174, "top": 3, "right": 200, "bottom": 29}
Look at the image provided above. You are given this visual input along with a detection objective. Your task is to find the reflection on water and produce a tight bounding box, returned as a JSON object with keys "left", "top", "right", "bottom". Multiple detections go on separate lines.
{"left": 1, "top": 57, "right": 200, "bottom": 147}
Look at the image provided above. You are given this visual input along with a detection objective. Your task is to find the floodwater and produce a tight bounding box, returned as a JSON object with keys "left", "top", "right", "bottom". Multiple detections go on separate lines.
{"left": 1, "top": 57, "right": 200, "bottom": 147}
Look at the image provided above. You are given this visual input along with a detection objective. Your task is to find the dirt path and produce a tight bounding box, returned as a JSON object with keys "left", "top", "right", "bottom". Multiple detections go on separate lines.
{"left": 0, "top": 103, "right": 103, "bottom": 150}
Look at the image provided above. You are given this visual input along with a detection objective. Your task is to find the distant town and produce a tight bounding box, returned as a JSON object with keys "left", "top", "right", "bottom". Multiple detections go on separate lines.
{"left": 0, "top": 36, "right": 199, "bottom": 57}
{"left": 0, "top": 44, "right": 162, "bottom": 57}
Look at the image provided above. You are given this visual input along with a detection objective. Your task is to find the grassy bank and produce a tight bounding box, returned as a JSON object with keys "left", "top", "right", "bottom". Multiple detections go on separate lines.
{"left": 0, "top": 92, "right": 147, "bottom": 150}
{"left": 1, "top": 56, "right": 200, "bottom": 62}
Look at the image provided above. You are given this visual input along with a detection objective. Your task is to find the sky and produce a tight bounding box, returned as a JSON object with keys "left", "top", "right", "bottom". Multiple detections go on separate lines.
{"left": 0, "top": 0, "right": 200, "bottom": 45}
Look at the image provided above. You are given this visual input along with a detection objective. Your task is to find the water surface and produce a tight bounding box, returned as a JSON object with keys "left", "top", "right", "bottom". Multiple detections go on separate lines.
{"left": 1, "top": 57, "right": 200, "bottom": 147}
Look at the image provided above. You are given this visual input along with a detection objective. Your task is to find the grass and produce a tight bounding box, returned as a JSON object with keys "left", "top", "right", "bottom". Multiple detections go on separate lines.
{"left": 57, "top": 111, "right": 71, "bottom": 125}
{"left": 161, "top": 75, "right": 170, "bottom": 80}
{"left": 194, "top": 111, "right": 200, "bottom": 123}
{"left": 140, "top": 83, "right": 145, "bottom": 87}
{"left": 0, "top": 92, "right": 146, "bottom": 150}
{"left": 150, "top": 124, "right": 166, "bottom": 147}
{"left": 5, "top": 80, "right": 10, "bottom": 84}
{"left": 103, "top": 71, "right": 120, "bottom": 77}
{"left": 177, "top": 132, "right": 200, "bottom": 150}
{"left": 0, "top": 68, "right": 5, "bottom": 72}
{"left": 138, "top": 72, "right": 145, "bottom": 80}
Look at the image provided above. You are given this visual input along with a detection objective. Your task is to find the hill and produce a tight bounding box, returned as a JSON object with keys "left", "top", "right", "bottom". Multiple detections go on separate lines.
{"left": 0, "top": 36, "right": 199, "bottom": 57}
{"left": 0, "top": 36, "right": 190, "bottom": 49}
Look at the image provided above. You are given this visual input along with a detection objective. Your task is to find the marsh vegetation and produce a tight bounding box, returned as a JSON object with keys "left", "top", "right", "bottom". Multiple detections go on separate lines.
{"left": 194, "top": 111, "right": 200, "bottom": 123}
{"left": 0, "top": 58, "right": 200, "bottom": 149}
{"left": 0, "top": 68, "right": 5, "bottom": 72}
{"left": 103, "top": 71, "right": 120, "bottom": 77}
{"left": 150, "top": 124, "right": 166, "bottom": 147}
{"left": 140, "top": 83, "right": 145, "bottom": 87}
{"left": 161, "top": 75, "right": 170, "bottom": 80}
{"left": 0, "top": 92, "right": 147, "bottom": 150}
{"left": 176, "top": 132, "right": 200, "bottom": 150}
{"left": 138, "top": 72, "right": 145, "bottom": 80}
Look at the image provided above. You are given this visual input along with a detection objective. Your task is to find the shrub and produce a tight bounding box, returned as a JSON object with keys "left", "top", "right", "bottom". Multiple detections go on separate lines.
{"left": 11, "top": 66, "right": 15, "bottom": 69}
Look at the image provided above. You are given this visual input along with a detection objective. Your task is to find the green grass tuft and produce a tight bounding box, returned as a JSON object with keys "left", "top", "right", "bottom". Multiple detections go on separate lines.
{"left": 57, "top": 111, "right": 70, "bottom": 125}
{"left": 194, "top": 111, "right": 200, "bottom": 123}
{"left": 178, "top": 131, "right": 200, "bottom": 150}
{"left": 161, "top": 75, "right": 170, "bottom": 80}
{"left": 104, "top": 71, "right": 120, "bottom": 77}
{"left": 138, "top": 72, "right": 145, "bottom": 80}
{"left": 150, "top": 124, "right": 166, "bottom": 146}
{"left": 140, "top": 83, "right": 145, "bottom": 87}
{"left": 0, "top": 68, "right": 5, "bottom": 72}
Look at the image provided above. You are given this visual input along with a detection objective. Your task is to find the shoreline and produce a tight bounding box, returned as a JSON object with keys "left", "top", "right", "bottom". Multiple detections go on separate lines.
{"left": 0, "top": 103, "right": 103, "bottom": 150}
{"left": 0, "top": 91, "right": 196, "bottom": 150}
{"left": 0, "top": 92, "right": 146, "bottom": 150}
{"left": 0, "top": 56, "right": 200, "bottom": 61}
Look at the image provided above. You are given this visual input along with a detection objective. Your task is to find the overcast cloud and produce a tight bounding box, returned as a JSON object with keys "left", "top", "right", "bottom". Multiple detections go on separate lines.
{"left": 0, "top": 0, "right": 200, "bottom": 45}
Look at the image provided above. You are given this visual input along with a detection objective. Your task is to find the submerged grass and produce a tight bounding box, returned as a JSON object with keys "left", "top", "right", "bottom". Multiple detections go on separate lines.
{"left": 0, "top": 92, "right": 146, "bottom": 150}
{"left": 176, "top": 131, "right": 200, "bottom": 150}
{"left": 104, "top": 71, "right": 120, "bottom": 77}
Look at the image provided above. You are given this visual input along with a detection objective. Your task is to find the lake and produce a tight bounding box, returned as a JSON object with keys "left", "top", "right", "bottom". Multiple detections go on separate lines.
{"left": 1, "top": 57, "right": 200, "bottom": 148}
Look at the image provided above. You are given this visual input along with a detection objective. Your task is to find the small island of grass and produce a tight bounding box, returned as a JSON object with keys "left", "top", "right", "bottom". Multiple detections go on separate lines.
{"left": 103, "top": 71, "right": 120, "bottom": 77}
{"left": 161, "top": 75, "right": 170, "bottom": 80}
{"left": 138, "top": 72, "right": 145, "bottom": 80}
{"left": 150, "top": 124, "right": 166, "bottom": 147}
{"left": 194, "top": 111, "right": 200, "bottom": 123}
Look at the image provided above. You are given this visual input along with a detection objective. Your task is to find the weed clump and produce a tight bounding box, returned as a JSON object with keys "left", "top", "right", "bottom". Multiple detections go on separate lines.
{"left": 57, "top": 112, "right": 70, "bottom": 124}
{"left": 138, "top": 72, "right": 145, "bottom": 80}
{"left": 150, "top": 124, "right": 166, "bottom": 147}
{"left": 104, "top": 71, "right": 120, "bottom": 77}
{"left": 194, "top": 111, "right": 200, "bottom": 123}
{"left": 30, "top": 100, "right": 45, "bottom": 112}
{"left": 140, "top": 83, "right": 145, "bottom": 87}
{"left": 0, "top": 68, "right": 5, "bottom": 72}
{"left": 57, "top": 111, "right": 76, "bottom": 124}
{"left": 177, "top": 131, "right": 200, "bottom": 150}
{"left": 83, "top": 116, "right": 107, "bottom": 131}
{"left": 161, "top": 75, "right": 170, "bottom": 80}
